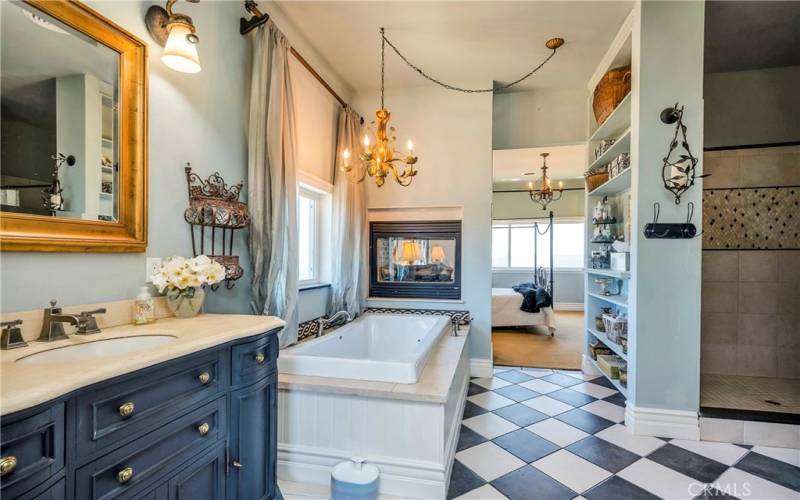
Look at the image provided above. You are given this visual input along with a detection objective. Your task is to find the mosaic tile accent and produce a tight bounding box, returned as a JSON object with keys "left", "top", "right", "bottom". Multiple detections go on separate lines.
{"left": 703, "top": 187, "right": 800, "bottom": 250}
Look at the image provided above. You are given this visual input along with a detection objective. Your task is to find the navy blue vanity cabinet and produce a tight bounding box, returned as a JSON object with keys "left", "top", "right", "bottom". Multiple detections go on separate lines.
{"left": 0, "top": 327, "right": 281, "bottom": 500}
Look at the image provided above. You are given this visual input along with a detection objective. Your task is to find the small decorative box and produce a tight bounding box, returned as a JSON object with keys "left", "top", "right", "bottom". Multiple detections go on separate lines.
{"left": 610, "top": 252, "right": 630, "bottom": 271}
{"left": 597, "top": 354, "right": 624, "bottom": 379}
{"left": 602, "top": 314, "right": 628, "bottom": 344}
{"left": 590, "top": 340, "right": 613, "bottom": 361}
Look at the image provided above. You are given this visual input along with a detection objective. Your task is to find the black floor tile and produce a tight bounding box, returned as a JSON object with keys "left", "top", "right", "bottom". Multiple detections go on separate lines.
{"left": 583, "top": 476, "right": 660, "bottom": 500}
{"left": 567, "top": 436, "right": 640, "bottom": 473}
{"left": 493, "top": 429, "right": 560, "bottom": 463}
{"left": 541, "top": 373, "right": 583, "bottom": 388}
{"left": 588, "top": 376, "right": 617, "bottom": 390}
{"left": 493, "top": 384, "right": 540, "bottom": 403}
{"left": 555, "top": 408, "right": 615, "bottom": 434}
{"left": 463, "top": 400, "right": 489, "bottom": 419}
{"left": 603, "top": 392, "right": 627, "bottom": 407}
{"left": 495, "top": 370, "right": 535, "bottom": 384}
{"left": 736, "top": 450, "right": 800, "bottom": 492}
{"left": 468, "top": 382, "right": 488, "bottom": 396}
{"left": 491, "top": 466, "right": 576, "bottom": 500}
{"left": 692, "top": 486, "right": 740, "bottom": 499}
{"left": 493, "top": 403, "right": 549, "bottom": 427}
{"left": 549, "top": 388, "right": 597, "bottom": 407}
{"left": 457, "top": 425, "right": 487, "bottom": 452}
{"left": 647, "top": 444, "right": 729, "bottom": 484}
{"left": 447, "top": 460, "right": 487, "bottom": 499}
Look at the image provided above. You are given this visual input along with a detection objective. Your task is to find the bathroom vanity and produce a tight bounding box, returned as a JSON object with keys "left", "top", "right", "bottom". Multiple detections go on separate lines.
{"left": 0, "top": 314, "right": 283, "bottom": 500}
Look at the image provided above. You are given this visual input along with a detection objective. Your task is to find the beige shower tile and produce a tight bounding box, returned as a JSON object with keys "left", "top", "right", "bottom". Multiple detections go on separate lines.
{"left": 737, "top": 314, "right": 777, "bottom": 346}
{"left": 703, "top": 282, "right": 739, "bottom": 313}
{"left": 736, "top": 345, "right": 778, "bottom": 378}
{"left": 703, "top": 251, "right": 739, "bottom": 282}
{"left": 739, "top": 251, "right": 778, "bottom": 282}
{"left": 777, "top": 314, "right": 800, "bottom": 347}
{"left": 777, "top": 282, "right": 800, "bottom": 315}
{"left": 782, "top": 155, "right": 800, "bottom": 184}
{"left": 777, "top": 347, "right": 800, "bottom": 379}
{"left": 778, "top": 251, "right": 800, "bottom": 283}
{"left": 703, "top": 156, "right": 740, "bottom": 189}
{"left": 701, "top": 343, "right": 737, "bottom": 375}
{"left": 739, "top": 154, "right": 784, "bottom": 187}
{"left": 702, "top": 312, "right": 738, "bottom": 344}
{"left": 739, "top": 282, "right": 779, "bottom": 314}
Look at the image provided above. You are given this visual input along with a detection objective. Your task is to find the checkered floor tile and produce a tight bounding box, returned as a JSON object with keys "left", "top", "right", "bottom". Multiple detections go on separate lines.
{"left": 448, "top": 367, "right": 800, "bottom": 500}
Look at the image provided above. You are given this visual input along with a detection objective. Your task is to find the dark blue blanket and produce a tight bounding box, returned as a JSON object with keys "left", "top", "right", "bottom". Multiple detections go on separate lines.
{"left": 512, "top": 282, "right": 552, "bottom": 313}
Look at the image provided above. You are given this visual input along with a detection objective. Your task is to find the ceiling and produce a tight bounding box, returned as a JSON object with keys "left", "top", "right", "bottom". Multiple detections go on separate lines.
{"left": 493, "top": 144, "right": 586, "bottom": 183}
{"left": 273, "top": 1, "right": 633, "bottom": 92}
{"left": 705, "top": 1, "right": 800, "bottom": 73}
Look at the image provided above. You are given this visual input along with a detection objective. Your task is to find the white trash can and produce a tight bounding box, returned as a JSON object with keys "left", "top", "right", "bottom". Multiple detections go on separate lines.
{"left": 330, "top": 458, "right": 379, "bottom": 500}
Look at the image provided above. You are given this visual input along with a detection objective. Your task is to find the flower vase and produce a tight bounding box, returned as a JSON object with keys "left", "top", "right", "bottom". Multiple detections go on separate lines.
{"left": 165, "top": 286, "right": 205, "bottom": 318}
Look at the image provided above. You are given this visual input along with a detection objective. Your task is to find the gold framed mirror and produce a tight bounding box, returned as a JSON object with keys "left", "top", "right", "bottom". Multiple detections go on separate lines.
{"left": 0, "top": 0, "right": 147, "bottom": 252}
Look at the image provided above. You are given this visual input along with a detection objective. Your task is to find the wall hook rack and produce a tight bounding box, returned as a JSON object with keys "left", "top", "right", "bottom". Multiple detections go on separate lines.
{"left": 643, "top": 201, "right": 697, "bottom": 239}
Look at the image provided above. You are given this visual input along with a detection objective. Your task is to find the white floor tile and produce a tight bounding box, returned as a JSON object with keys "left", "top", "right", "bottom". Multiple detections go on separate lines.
{"left": 594, "top": 424, "right": 667, "bottom": 456}
{"left": 462, "top": 412, "right": 520, "bottom": 439}
{"left": 670, "top": 439, "right": 749, "bottom": 466}
{"left": 467, "top": 391, "right": 515, "bottom": 411}
{"left": 493, "top": 366, "right": 514, "bottom": 373}
{"left": 472, "top": 377, "right": 512, "bottom": 390}
{"left": 532, "top": 450, "right": 612, "bottom": 494}
{"left": 617, "top": 458, "right": 699, "bottom": 500}
{"left": 715, "top": 467, "right": 799, "bottom": 500}
{"left": 522, "top": 395, "right": 574, "bottom": 416}
{"left": 580, "top": 400, "right": 625, "bottom": 423}
{"left": 455, "top": 442, "right": 526, "bottom": 482}
{"left": 570, "top": 381, "right": 618, "bottom": 399}
{"left": 519, "top": 378, "right": 563, "bottom": 394}
{"left": 751, "top": 445, "right": 800, "bottom": 467}
{"left": 520, "top": 367, "right": 554, "bottom": 377}
{"left": 526, "top": 418, "right": 589, "bottom": 447}
{"left": 453, "top": 484, "right": 507, "bottom": 499}
{"left": 560, "top": 371, "right": 600, "bottom": 381}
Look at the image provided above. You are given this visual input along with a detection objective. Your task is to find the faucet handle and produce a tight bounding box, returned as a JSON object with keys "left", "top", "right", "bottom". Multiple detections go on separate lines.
{"left": 80, "top": 308, "right": 107, "bottom": 317}
{"left": 1, "top": 319, "right": 27, "bottom": 350}
{"left": 76, "top": 308, "right": 105, "bottom": 335}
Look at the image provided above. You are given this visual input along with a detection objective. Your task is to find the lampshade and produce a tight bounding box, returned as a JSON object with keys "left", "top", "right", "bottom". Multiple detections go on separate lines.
{"left": 162, "top": 23, "right": 201, "bottom": 74}
{"left": 431, "top": 245, "right": 446, "bottom": 263}
{"left": 397, "top": 240, "right": 422, "bottom": 264}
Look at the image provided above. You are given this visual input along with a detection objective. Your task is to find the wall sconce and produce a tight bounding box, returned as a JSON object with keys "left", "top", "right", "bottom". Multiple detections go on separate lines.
{"left": 145, "top": 0, "right": 202, "bottom": 74}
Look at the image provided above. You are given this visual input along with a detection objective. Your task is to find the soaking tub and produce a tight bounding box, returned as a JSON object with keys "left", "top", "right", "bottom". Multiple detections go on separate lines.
{"left": 278, "top": 313, "right": 449, "bottom": 383}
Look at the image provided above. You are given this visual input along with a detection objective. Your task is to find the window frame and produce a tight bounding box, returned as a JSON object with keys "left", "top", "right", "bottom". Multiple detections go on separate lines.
{"left": 298, "top": 187, "right": 323, "bottom": 286}
{"left": 491, "top": 217, "right": 585, "bottom": 273}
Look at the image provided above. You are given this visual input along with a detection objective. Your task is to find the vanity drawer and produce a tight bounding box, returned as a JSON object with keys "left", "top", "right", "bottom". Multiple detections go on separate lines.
{"left": 231, "top": 334, "right": 277, "bottom": 387}
{"left": 76, "top": 349, "right": 227, "bottom": 457}
{"left": 0, "top": 403, "right": 65, "bottom": 499}
{"left": 75, "top": 397, "right": 226, "bottom": 500}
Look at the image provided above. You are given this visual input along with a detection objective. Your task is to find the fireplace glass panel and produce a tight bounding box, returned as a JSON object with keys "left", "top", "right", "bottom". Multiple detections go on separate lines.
{"left": 375, "top": 237, "right": 457, "bottom": 283}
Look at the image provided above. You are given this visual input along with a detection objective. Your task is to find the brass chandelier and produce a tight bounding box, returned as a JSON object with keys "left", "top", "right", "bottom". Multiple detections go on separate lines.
{"left": 342, "top": 28, "right": 419, "bottom": 188}
{"left": 527, "top": 153, "right": 564, "bottom": 210}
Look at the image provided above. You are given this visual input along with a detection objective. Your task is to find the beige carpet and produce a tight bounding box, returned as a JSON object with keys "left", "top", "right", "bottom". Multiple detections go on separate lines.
{"left": 492, "top": 311, "right": 584, "bottom": 370}
{"left": 701, "top": 374, "right": 800, "bottom": 414}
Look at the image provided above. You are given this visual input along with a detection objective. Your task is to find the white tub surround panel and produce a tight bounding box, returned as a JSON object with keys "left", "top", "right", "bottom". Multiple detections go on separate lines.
{"left": 278, "top": 327, "right": 470, "bottom": 498}
{"left": 0, "top": 314, "right": 285, "bottom": 415}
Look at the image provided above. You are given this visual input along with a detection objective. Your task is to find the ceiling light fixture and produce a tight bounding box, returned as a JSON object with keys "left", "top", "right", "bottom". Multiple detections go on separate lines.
{"left": 527, "top": 153, "right": 564, "bottom": 210}
{"left": 341, "top": 27, "right": 419, "bottom": 188}
{"left": 145, "top": 0, "right": 202, "bottom": 74}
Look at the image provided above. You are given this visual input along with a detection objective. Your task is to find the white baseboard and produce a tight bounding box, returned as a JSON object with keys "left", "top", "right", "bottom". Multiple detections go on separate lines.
{"left": 581, "top": 354, "right": 601, "bottom": 376}
{"left": 625, "top": 403, "right": 700, "bottom": 440}
{"left": 555, "top": 302, "right": 584, "bottom": 311}
{"left": 470, "top": 357, "right": 493, "bottom": 378}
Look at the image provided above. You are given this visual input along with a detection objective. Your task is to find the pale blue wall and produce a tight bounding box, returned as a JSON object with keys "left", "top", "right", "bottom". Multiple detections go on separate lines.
{"left": 492, "top": 270, "right": 584, "bottom": 305}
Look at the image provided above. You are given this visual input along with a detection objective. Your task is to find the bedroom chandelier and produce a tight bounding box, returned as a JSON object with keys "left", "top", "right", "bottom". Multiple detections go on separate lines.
{"left": 341, "top": 28, "right": 419, "bottom": 188}
{"left": 527, "top": 153, "right": 564, "bottom": 210}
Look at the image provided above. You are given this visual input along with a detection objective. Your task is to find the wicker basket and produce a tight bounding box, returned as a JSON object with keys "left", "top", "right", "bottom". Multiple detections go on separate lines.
{"left": 593, "top": 66, "right": 631, "bottom": 125}
{"left": 586, "top": 172, "right": 609, "bottom": 192}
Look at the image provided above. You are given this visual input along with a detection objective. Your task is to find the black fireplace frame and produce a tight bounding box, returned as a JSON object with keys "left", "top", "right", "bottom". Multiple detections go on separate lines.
{"left": 369, "top": 220, "right": 462, "bottom": 300}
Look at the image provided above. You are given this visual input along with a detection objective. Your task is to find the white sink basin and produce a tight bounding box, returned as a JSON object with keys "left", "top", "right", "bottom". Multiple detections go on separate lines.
{"left": 15, "top": 335, "right": 177, "bottom": 364}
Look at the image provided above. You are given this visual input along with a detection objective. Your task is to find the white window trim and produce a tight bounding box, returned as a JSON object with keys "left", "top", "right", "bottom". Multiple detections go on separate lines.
{"left": 298, "top": 187, "right": 323, "bottom": 287}
{"left": 492, "top": 217, "right": 585, "bottom": 271}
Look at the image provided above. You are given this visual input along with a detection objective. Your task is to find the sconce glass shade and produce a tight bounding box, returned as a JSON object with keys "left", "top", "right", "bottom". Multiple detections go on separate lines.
{"left": 162, "top": 23, "right": 201, "bottom": 74}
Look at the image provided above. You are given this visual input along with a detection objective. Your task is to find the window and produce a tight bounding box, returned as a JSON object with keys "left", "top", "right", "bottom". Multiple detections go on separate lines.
{"left": 492, "top": 219, "right": 584, "bottom": 270}
{"left": 298, "top": 189, "right": 320, "bottom": 284}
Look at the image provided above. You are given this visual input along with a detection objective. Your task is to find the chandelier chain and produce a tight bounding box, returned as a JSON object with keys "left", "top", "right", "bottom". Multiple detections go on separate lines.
{"left": 380, "top": 30, "right": 559, "bottom": 94}
{"left": 380, "top": 27, "right": 386, "bottom": 108}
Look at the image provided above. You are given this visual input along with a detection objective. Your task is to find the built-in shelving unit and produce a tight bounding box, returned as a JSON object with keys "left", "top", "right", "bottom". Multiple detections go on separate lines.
{"left": 583, "top": 13, "right": 635, "bottom": 397}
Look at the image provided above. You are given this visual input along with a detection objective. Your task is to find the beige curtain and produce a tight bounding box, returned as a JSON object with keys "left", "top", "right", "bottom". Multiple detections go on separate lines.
{"left": 247, "top": 20, "right": 299, "bottom": 347}
{"left": 328, "top": 107, "right": 365, "bottom": 316}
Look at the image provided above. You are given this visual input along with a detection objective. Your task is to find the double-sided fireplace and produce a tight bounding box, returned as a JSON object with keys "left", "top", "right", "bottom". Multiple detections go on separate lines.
{"left": 369, "top": 220, "right": 462, "bottom": 300}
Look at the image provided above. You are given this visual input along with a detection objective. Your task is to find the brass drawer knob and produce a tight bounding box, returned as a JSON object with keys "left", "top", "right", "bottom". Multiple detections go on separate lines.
{"left": 0, "top": 456, "right": 17, "bottom": 477}
{"left": 198, "top": 371, "right": 211, "bottom": 384}
{"left": 117, "top": 466, "right": 134, "bottom": 484}
{"left": 118, "top": 402, "right": 135, "bottom": 418}
{"left": 197, "top": 422, "right": 210, "bottom": 436}
{"left": 255, "top": 352, "right": 265, "bottom": 365}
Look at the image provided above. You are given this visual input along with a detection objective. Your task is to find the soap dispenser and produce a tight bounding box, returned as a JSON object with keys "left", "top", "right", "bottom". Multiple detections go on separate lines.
{"left": 133, "top": 286, "right": 155, "bottom": 325}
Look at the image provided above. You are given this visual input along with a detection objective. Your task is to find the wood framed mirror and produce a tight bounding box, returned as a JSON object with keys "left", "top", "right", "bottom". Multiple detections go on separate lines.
{"left": 0, "top": 0, "right": 147, "bottom": 252}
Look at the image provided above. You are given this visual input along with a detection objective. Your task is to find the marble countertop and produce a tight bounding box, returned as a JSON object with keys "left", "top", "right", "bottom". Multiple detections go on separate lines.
{"left": 1, "top": 314, "right": 284, "bottom": 416}
{"left": 278, "top": 326, "right": 470, "bottom": 403}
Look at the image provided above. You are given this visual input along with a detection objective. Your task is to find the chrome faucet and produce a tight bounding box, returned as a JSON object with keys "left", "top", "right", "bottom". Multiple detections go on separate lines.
{"left": 37, "top": 300, "right": 83, "bottom": 342}
{"left": 316, "top": 311, "right": 353, "bottom": 338}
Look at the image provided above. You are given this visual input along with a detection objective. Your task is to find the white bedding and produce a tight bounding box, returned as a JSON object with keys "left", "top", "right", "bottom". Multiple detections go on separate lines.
{"left": 492, "top": 287, "right": 556, "bottom": 332}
